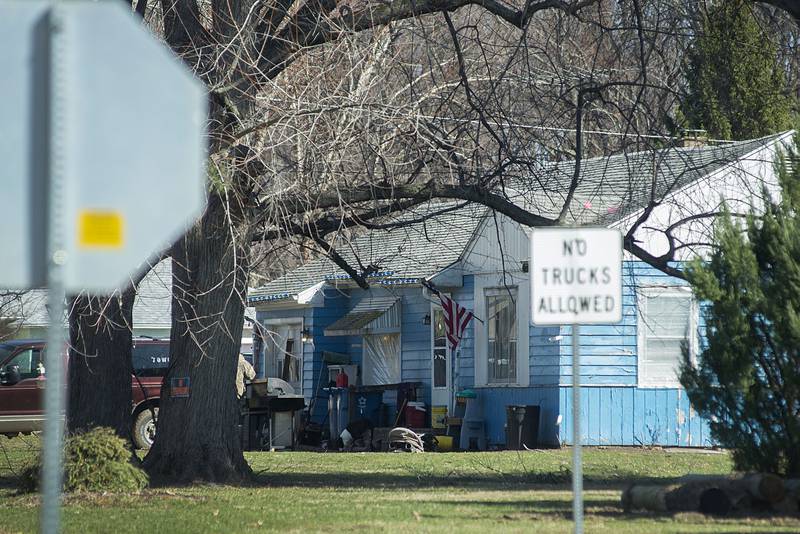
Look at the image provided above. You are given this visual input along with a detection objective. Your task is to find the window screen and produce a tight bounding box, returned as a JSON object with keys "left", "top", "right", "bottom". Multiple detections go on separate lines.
{"left": 363, "top": 333, "right": 401, "bottom": 385}
{"left": 639, "top": 289, "right": 693, "bottom": 386}
{"left": 487, "top": 288, "right": 517, "bottom": 384}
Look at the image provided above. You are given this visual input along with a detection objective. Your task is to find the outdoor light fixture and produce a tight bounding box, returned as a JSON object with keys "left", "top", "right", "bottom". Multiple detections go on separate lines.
{"left": 301, "top": 329, "right": 312, "bottom": 343}
{"left": 423, "top": 314, "right": 431, "bottom": 325}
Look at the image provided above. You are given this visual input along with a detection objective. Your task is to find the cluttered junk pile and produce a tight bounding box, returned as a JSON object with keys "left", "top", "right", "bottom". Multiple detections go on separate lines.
{"left": 240, "top": 358, "right": 495, "bottom": 453}
{"left": 315, "top": 368, "right": 487, "bottom": 453}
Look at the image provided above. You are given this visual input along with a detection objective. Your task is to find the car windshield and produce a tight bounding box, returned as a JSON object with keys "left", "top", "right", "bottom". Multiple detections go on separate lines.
{"left": 132, "top": 343, "right": 170, "bottom": 377}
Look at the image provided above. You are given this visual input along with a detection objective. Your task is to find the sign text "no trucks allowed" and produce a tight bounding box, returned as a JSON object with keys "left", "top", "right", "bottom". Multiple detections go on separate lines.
{"left": 530, "top": 228, "right": 622, "bottom": 325}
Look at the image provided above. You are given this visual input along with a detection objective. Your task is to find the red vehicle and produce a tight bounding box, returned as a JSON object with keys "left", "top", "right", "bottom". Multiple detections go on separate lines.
{"left": 0, "top": 338, "right": 169, "bottom": 449}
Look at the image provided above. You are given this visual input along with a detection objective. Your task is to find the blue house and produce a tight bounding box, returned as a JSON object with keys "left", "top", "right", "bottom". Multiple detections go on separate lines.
{"left": 248, "top": 132, "right": 792, "bottom": 448}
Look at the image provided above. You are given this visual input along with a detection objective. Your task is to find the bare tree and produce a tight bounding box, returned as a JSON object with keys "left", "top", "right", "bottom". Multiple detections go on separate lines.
{"left": 62, "top": 0, "right": 800, "bottom": 484}
{"left": 67, "top": 291, "right": 136, "bottom": 439}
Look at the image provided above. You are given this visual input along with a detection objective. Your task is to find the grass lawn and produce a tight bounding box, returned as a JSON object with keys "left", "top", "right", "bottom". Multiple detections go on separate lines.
{"left": 1, "top": 435, "right": 799, "bottom": 533}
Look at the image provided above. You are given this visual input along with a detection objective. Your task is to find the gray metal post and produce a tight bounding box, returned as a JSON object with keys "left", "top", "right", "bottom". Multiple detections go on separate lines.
{"left": 572, "top": 323, "right": 583, "bottom": 534}
{"left": 42, "top": 5, "right": 67, "bottom": 533}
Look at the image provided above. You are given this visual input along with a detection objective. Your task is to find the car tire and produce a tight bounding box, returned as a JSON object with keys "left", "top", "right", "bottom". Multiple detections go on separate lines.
{"left": 133, "top": 407, "right": 158, "bottom": 449}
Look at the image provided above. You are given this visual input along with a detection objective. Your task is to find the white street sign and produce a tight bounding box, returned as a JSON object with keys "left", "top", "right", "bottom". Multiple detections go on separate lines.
{"left": 530, "top": 228, "right": 623, "bottom": 325}
{"left": 0, "top": 3, "right": 207, "bottom": 533}
{"left": 0, "top": 0, "right": 206, "bottom": 292}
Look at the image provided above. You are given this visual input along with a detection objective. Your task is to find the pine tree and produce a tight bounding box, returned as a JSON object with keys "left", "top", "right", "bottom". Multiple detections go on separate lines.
{"left": 681, "top": 136, "right": 800, "bottom": 476}
{"left": 681, "top": 0, "right": 792, "bottom": 140}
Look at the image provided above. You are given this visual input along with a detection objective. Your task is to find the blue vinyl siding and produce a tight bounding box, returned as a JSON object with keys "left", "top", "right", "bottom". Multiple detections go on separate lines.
{"left": 530, "top": 325, "right": 561, "bottom": 385}
{"left": 476, "top": 386, "right": 560, "bottom": 446}
{"left": 309, "top": 291, "right": 350, "bottom": 422}
{"left": 400, "top": 289, "right": 432, "bottom": 403}
{"left": 558, "top": 386, "right": 710, "bottom": 447}
{"left": 453, "top": 275, "right": 475, "bottom": 390}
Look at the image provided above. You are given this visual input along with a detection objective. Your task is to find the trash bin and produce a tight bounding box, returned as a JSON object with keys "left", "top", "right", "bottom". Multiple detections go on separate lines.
{"left": 505, "top": 405, "right": 540, "bottom": 450}
{"left": 353, "top": 390, "right": 382, "bottom": 427}
{"left": 459, "top": 394, "right": 486, "bottom": 451}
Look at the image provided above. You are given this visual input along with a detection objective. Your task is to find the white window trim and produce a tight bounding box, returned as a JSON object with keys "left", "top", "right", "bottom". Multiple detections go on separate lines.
{"left": 473, "top": 273, "right": 530, "bottom": 387}
{"left": 263, "top": 317, "right": 304, "bottom": 394}
{"left": 636, "top": 286, "right": 697, "bottom": 388}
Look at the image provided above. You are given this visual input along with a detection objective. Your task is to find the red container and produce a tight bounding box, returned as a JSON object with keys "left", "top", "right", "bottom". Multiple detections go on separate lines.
{"left": 405, "top": 402, "right": 426, "bottom": 428}
{"left": 335, "top": 371, "right": 349, "bottom": 388}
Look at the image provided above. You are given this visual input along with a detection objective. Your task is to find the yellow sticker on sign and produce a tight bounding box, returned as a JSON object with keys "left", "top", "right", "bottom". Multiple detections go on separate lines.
{"left": 78, "top": 210, "right": 125, "bottom": 248}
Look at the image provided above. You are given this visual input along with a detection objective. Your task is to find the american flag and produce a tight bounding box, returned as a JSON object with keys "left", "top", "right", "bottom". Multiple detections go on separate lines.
{"left": 439, "top": 294, "right": 474, "bottom": 351}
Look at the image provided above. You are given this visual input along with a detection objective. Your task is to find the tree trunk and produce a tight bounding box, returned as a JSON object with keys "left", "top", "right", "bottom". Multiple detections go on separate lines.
{"left": 67, "top": 289, "right": 136, "bottom": 440}
{"left": 143, "top": 192, "right": 253, "bottom": 483}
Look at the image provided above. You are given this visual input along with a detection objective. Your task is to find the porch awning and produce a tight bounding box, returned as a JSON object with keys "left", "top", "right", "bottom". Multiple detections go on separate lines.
{"left": 324, "top": 297, "right": 401, "bottom": 336}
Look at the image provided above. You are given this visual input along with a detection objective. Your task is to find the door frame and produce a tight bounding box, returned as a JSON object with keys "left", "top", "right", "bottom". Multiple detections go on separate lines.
{"left": 263, "top": 318, "right": 304, "bottom": 394}
{"left": 430, "top": 302, "right": 452, "bottom": 412}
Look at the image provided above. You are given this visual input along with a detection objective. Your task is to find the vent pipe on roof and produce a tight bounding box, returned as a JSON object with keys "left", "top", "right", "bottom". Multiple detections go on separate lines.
{"left": 678, "top": 129, "right": 708, "bottom": 148}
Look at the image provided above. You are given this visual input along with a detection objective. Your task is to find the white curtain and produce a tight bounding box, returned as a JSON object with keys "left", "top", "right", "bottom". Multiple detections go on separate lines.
{"left": 363, "top": 334, "right": 401, "bottom": 385}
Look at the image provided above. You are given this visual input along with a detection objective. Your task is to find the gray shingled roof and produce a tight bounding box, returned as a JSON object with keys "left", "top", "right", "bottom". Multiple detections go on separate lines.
{"left": 250, "top": 132, "right": 789, "bottom": 303}
{"left": 510, "top": 133, "right": 787, "bottom": 226}
{"left": 132, "top": 259, "right": 172, "bottom": 328}
{"left": 1, "top": 259, "right": 173, "bottom": 329}
{"left": 249, "top": 202, "right": 488, "bottom": 302}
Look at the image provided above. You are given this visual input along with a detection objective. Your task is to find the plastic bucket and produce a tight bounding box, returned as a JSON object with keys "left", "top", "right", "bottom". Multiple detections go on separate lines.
{"left": 436, "top": 435, "right": 453, "bottom": 451}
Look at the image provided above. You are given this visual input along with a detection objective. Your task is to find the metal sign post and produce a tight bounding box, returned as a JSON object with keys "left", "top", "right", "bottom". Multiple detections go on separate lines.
{"left": 530, "top": 227, "right": 623, "bottom": 534}
{"left": 571, "top": 323, "right": 583, "bottom": 533}
{"left": 41, "top": 6, "right": 67, "bottom": 532}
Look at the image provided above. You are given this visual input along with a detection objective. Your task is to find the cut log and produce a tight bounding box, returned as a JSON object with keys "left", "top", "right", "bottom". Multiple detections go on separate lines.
{"left": 621, "top": 484, "right": 672, "bottom": 512}
{"left": 623, "top": 482, "right": 737, "bottom": 516}
{"left": 741, "top": 474, "right": 785, "bottom": 503}
{"left": 666, "top": 482, "right": 734, "bottom": 516}
{"left": 680, "top": 473, "right": 785, "bottom": 503}
{"left": 775, "top": 479, "right": 800, "bottom": 514}
{"left": 785, "top": 479, "right": 800, "bottom": 495}
{"left": 774, "top": 496, "right": 799, "bottom": 514}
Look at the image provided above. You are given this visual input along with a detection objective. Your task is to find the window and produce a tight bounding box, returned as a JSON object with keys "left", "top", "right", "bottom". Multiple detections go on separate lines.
{"left": 132, "top": 343, "right": 170, "bottom": 377}
{"left": 6, "top": 348, "right": 43, "bottom": 380}
{"left": 486, "top": 288, "right": 518, "bottom": 384}
{"left": 432, "top": 308, "right": 448, "bottom": 388}
{"left": 638, "top": 287, "right": 696, "bottom": 387}
{"left": 363, "top": 334, "right": 401, "bottom": 385}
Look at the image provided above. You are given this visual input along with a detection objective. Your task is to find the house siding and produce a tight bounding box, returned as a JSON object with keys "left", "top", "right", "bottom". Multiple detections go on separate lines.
{"left": 309, "top": 291, "right": 350, "bottom": 422}
{"left": 255, "top": 261, "right": 713, "bottom": 448}
{"left": 453, "top": 275, "right": 475, "bottom": 390}
{"left": 549, "top": 261, "right": 710, "bottom": 447}
{"left": 558, "top": 387, "right": 710, "bottom": 447}
{"left": 477, "top": 386, "right": 561, "bottom": 447}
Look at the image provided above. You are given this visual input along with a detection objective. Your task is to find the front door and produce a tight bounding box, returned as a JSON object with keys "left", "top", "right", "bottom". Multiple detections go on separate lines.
{"left": 430, "top": 306, "right": 451, "bottom": 413}
{"left": 264, "top": 322, "right": 303, "bottom": 393}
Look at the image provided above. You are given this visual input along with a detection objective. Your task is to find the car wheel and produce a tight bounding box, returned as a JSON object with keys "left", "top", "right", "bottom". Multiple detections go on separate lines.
{"left": 133, "top": 407, "right": 158, "bottom": 449}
